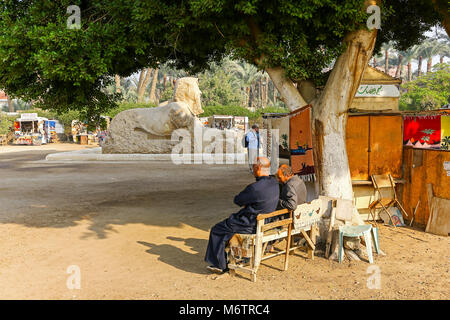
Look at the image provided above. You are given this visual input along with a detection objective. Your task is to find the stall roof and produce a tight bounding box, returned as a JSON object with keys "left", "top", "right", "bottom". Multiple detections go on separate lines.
{"left": 361, "top": 66, "right": 402, "bottom": 85}
{"left": 262, "top": 108, "right": 450, "bottom": 118}
{"left": 17, "top": 116, "right": 48, "bottom": 121}
{"left": 211, "top": 115, "right": 234, "bottom": 119}
{"left": 348, "top": 108, "right": 450, "bottom": 116}
{"left": 262, "top": 113, "right": 289, "bottom": 118}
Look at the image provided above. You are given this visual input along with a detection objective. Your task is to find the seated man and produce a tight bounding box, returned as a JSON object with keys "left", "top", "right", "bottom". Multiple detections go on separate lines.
{"left": 205, "top": 157, "right": 279, "bottom": 273}
{"left": 267, "top": 164, "right": 307, "bottom": 251}
{"left": 264, "top": 165, "right": 307, "bottom": 253}
{"left": 276, "top": 164, "right": 307, "bottom": 211}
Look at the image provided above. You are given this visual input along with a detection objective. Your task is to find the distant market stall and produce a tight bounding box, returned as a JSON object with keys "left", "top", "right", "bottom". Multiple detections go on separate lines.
{"left": 203, "top": 115, "right": 249, "bottom": 132}
{"left": 13, "top": 113, "right": 49, "bottom": 145}
{"left": 71, "top": 116, "right": 111, "bottom": 145}
{"left": 13, "top": 113, "right": 64, "bottom": 145}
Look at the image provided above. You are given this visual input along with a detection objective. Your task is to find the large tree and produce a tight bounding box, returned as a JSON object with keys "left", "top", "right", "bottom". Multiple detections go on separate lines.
{"left": 0, "top": 0, "right": 445, "bottom": 199}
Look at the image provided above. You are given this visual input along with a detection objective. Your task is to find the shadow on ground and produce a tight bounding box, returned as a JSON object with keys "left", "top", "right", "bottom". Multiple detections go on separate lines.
{"left": 138, "top": 237, "right": 210, "bottom": 275}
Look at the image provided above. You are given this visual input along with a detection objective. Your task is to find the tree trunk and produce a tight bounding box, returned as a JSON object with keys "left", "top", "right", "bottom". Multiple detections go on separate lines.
{"left": 264, "top": 76, "right": 269, "bottom": 107}
{"left": 163, "top": 74, "right": 167, "bottom": 89}
{"left": 265, "top": 67, "right": 307, "bottom": 110}
{"left": 373, "top": 57, "right": 377, "bottom": 67}
{"left": 7, "top": 95, "right": 13, "bottom": 112}
{"left": 312, "top": 29, "right": 377, "bottom": 198}
{"left": 137, "top": 69, "right": 145, "bottom": 93}
{"left": 137, "top": 68, "right": 152, "bottom": 103}
{"left": 427, "top": 58, "right": 432, "bottom": 73}
{"left": 115, "top": 75, "right": 121, "bottom": 93}
{"left": 407, "top": 62, "right": 412, "bottom": 81}
{"left": 248, "top": 85, "right": 254, "bottom": 109}
{"left": 297, "top": 80, "right": 317, "bottom": 104}
{"left": 440, "top": 56, "right": 444, "bottom": 64}
{"left": 418, "top": 56, "right": 423, "bottom": 77}
{"left": 149, "top": 68, "right": 159, "bottom": 104}
{"left": 267, "top": 28, "right": 376, "bottom": 200}
{"left": 395, "top": 55, "right": 403, "bottom": 78}
{"left": 258, "top": 79, "right": 263, "bottom": 108}
{"left": 246, "top": 86, "right": 250, "bottom": 107}
{"left": 385, "top": 49, "right": 389, "bottom": 74}
{"left": 272, "top": 81, "right": 276, "bottom": 104}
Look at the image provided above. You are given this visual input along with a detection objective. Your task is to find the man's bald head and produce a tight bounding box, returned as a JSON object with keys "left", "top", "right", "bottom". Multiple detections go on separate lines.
{"left": 252, "top": 156, "right": 271, "bottom": 177}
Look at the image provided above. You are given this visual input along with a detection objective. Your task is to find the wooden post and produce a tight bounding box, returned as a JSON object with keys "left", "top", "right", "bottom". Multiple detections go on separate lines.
{"left": 325, "top": 207, "right": 336, "bottom": 258}
{"left": 308, "top": 223, "right": 318, "bottom": 260}
{"left": 425, "top": 184, "right": 434, "bottom": 233}
{"left": 252, "top": 219, "right": 264, "bottom": 282}
{"left": 284, "top": 211, "right": 293, "bottom": 271}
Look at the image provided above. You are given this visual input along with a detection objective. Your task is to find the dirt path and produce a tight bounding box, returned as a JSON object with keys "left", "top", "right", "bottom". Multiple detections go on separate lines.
{"left": 0, "top": 144, "right": 448, "bottom": 299}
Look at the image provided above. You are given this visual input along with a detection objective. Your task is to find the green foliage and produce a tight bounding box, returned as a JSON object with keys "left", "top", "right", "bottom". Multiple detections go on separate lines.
{"left": 106, "top": 102, "right": 157, "bottom": 118}
{"left": 199, "top": 65, "right": 242, "bottom": 106}
{"left": 24, "top": 108, "right": 58, "bottom": 120}
{"left": 53, "top": 110, "right": 82, "bottom": 129}
{"left": 0, "top": 0, "right": 138, "bottom": 122}
{"left": 399, "top": 63, "right": 450, "bottom": 111}
{"left": 0, "top": 0, "right": 369, "bottom": 116}
{"left": 0, "top": 113, "right": 15, "bottom": 135}
{"left": 159, "top": 86, "right": 174, "bottom": 102}
{"left": 201, "top": 104, "right": 288, "bottom": 120}
{"left": 201, "top": 105, "right": 254, "bottom": 118}
{"left": 0, "top": 0, "right": 443, "bottom": 120}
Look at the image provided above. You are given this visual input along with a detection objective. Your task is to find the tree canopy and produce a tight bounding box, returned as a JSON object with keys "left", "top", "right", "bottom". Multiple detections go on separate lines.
{"left": 0, "top": 0, "right": 446, "bottom": 121}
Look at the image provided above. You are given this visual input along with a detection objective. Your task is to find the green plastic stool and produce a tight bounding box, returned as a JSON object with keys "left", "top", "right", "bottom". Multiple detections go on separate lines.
{"left": 338, "top": 225, "right": 380, "bottom": 264}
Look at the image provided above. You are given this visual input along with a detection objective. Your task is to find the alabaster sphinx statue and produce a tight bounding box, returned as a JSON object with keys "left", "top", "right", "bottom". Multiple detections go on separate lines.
{"left": 103, "top": 77, "right": 207, "bottom": 154}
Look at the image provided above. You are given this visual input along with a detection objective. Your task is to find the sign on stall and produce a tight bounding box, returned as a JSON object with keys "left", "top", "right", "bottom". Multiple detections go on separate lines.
{"left": 355, "top": 85, "right": 400, "bottom": 98}
{"left": 20, "top": 113, "right": 38, "bottom": 120}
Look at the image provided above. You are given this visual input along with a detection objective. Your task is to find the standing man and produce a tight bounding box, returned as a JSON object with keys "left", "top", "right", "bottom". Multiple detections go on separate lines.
{"left": 245, "top": 124, "right": 260, "bottom": 173}
{"left": 205, "top": 157, "right": 279, "bottom": 273}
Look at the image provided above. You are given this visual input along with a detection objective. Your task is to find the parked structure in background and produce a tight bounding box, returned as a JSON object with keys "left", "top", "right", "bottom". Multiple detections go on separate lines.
{"left": 0, "top": 91, "right": 8, "bottom": 111}
{"left": 12, "top": 112, "right": 65, "bottom": 145}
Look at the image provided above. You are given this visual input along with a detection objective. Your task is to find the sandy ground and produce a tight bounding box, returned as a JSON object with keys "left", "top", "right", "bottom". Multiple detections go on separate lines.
{"left": 0, "top": 143, "right": 448, "bottom": 300}
{"left": 0, "top": 143, "right": 96, "bottom": 154}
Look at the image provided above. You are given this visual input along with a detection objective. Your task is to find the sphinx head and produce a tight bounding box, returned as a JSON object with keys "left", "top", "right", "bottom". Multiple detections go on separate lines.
{"left": 173, "top": 77, "right": 204, "bottom": 116}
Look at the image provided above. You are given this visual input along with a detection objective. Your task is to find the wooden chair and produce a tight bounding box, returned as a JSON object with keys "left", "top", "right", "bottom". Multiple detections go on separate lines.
{"left": 369, "top": 174, "right": 408, "bottom": 227}
{"left": 227, "top": 199, "right": 323, "bottom": 282}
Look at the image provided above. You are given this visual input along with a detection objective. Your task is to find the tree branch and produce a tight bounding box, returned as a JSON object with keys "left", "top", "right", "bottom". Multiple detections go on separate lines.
{"left": 245, "top": 18, "right": 307, "bottom": 110}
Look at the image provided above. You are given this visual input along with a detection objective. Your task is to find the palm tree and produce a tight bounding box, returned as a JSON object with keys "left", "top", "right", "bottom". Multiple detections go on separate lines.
{"left": 149, "top": 68, "right": 159, "bottom": 104}
{"left": 397, "top": 47, "right": 417, "bottom": 81}
{"left": 114, "top": 75, "right": 121, "bottom": 93}
{"left": 438, "top": 42, "right": 450, "bottom": 64}
{"left": 224, "top": 60, "right": 264, "bottom": 109}
{"left": 415, "top": 39, "right": 449, "bottom": 74}
{"left": 137, "top": 68, "right": 153, "bottom": 103}
{"left": 7, "top": 95, "right": 13, "bottom": 112}
{"left": 381, "top": 42, "right": 393, "bottom": 74}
